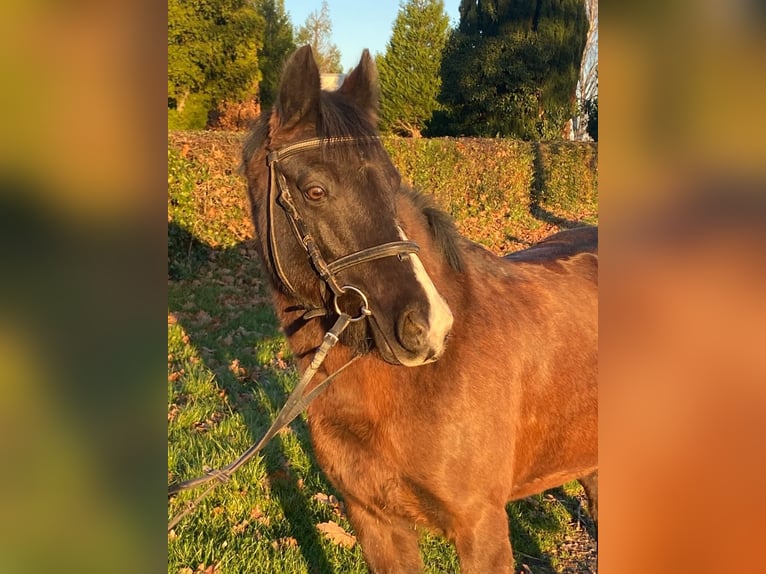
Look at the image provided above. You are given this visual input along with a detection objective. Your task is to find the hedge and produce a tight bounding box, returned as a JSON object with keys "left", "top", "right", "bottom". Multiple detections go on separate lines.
{"left": 168, "top": 132, "right": 597, "bottom": 260}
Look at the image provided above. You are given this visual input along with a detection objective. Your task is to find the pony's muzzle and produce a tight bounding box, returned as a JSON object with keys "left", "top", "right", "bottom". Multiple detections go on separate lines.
{"left": 394, "top": 305, "right": 452, "bottom": 365}
{"left": 396, "top": 308, "right": 429, "bottom": 355}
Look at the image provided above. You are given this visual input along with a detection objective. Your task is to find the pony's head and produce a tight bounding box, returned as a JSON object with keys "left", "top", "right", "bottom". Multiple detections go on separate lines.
{"left": 242, "top": 46, "right": 453, "bottom": 367}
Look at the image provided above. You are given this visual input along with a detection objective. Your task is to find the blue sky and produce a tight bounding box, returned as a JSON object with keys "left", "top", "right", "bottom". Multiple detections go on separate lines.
{"left": 284, "top": 1, "right": 461, "bottom": 72}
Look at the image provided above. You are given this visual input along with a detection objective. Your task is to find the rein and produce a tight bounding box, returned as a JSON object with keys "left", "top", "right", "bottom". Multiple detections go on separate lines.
{"left": 168, "top": 295, "right": 366, "bottom": 531}
{"left": 169, "top": 136, "right": 420, "bottom": 531}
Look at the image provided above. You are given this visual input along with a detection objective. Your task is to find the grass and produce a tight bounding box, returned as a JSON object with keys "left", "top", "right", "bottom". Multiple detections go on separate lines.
{"left": 168, "top": 133, "right": 597, "bottom": 573}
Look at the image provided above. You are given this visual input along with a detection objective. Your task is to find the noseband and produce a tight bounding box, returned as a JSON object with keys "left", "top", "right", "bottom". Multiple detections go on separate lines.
{"left": 265, "top": 136, "right": 420, "bottom": 318}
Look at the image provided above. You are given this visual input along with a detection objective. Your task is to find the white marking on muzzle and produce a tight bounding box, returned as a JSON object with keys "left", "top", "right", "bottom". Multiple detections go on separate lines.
{"left": 397, "top": 227, "right": 454, "bottom": 364}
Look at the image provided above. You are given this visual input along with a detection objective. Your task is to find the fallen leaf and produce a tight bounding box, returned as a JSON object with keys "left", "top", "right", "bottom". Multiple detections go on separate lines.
{"left": 273, "top": 357, "right": 288, "bottom": 370}
{"left": 168, "top": 404, "right": 180, "bottom": 422}
{"left": 196, "top": 310, "right": 212, "bottom": 323}
{"left": 209, "top": 412, "right": 224, "bottom": 424}
{"left": 312, "top": 493, "right": 337, "bottom": 507}
{"left": 228, "top": 358, "right": 246, "bottom": 378}
{"left": 312, "top": 493, "right": 346, "bottom": 517}
{"left": 271, "top": 536, "right": 297, "bottom": 550}
{"left": 232, "top": 519, "right": 249, "bottom": 535}
{"left": 316, "top": 521, "right": 356, "bottom": 548}
{"left": 248, "top": 506, "right": 270, "bottom": 526}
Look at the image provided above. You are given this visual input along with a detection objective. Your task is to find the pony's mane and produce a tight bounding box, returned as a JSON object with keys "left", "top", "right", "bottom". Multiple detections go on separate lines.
{"left": 401, "top": 187, "right": 464, "bottom": 273}
{"left": 241, "top": 113, "right": 269, "bottom": 169}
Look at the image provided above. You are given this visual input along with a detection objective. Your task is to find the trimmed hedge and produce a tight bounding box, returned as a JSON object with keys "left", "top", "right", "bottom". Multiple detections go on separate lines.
{"left": 532, "top": 141, "right": 598, "bottom": 215}
{"left": 384, "top": 137, "right": 585, "bottom": 252}
{"left": 168, "top": 132, "right": 597, "bottom": 256}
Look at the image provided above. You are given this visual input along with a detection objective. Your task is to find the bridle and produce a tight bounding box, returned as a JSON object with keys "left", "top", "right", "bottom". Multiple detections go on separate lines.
{"left": 265, "top": 135, "right": 420, "bottom": 318}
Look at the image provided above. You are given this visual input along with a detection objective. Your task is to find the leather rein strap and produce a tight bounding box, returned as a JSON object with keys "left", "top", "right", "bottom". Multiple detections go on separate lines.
{"left": 168, "top": 309, "right": 364, "bottom": 532}
{"left": 266, "top": 136, "right": 420, "bottom": 309}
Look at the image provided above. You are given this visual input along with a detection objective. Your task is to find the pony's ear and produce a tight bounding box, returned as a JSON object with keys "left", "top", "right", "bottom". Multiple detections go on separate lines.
{"left": 338, "top": 50, "right": 380, "bottom": 117}
{"left": 274, "top": 45, "right": 321, "bottom": 130}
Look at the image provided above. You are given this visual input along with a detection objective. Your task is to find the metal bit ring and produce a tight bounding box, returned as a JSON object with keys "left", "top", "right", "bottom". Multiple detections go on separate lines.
{"left": 334, "top": 285, "right": 372, "bottom": 322}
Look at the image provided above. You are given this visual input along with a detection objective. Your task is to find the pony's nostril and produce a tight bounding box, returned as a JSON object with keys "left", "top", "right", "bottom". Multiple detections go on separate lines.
{"left": 396, "top": 309, "right": 428, "bottom": 353}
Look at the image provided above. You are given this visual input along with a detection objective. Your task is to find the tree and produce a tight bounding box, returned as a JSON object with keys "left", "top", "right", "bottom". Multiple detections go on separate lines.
{"left": 254, "top": 0, "right": 295, "bottom": 109}
{"left": 295, "top": 0, "right": 342, "bottom": 73}
{"left": 168, "top": 0, "right": 263, "bottom": 129}
{"left": 573, "top": 0, "right": 598, "bottom": 140}
{"left": 376, "top": 0, "right": 450, "bottom": 137}
{"left": 435, "top": 0, "right": 588, "bottom": 140}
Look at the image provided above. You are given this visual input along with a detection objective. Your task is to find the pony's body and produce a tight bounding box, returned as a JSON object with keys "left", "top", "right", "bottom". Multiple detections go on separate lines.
{"left": 243, "top": 46, "right": 597, "bottom": 574}
{"left": 281, "top": 198, "right": 596, "bottom": 572}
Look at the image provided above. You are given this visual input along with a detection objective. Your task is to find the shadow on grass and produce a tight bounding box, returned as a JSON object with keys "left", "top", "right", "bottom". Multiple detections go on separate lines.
{"left": 508, "top": 486, "right": 597, "bottom": 574}
{"left": 547, "top": 485, "right": 598, "bottom": 541}
{"left": 509, "top": 498, "right": 558, "bottom": 574}
{"left": 256, "top": 389, "right": 337, "bottom": 574}
{"left": 168, "top": 221, "right": 336, "bottom": 573}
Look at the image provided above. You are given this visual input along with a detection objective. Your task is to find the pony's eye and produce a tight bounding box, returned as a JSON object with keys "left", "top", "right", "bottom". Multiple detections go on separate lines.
{"left": 304, "top": 186, "right": 326, "bottom": 202}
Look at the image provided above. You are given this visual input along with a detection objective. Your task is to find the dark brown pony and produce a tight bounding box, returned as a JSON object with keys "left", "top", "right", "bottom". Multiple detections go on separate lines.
{"left": 242, "top": 46, "right": 597, "bottom": 574}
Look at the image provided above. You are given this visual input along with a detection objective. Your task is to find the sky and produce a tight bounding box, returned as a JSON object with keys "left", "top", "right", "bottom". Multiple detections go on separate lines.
{"left": 283, "top": 0, "right": 462, "bottom": 72}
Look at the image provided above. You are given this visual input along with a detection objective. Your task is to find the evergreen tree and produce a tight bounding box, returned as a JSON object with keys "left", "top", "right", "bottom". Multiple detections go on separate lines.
{"left": 295, "top": 1, "right": 342, "bottom": 73}
{"left": 254, "top": 0, "right": 295, "bottom": 109}
{"left": 376, "top": 0, "right": 450, "bottom": 137}
{"left": 436, "top": 0, "right": 587, "bottom": 139}
{"left": 168, "top": 0, "right": 263, "bottom": 129}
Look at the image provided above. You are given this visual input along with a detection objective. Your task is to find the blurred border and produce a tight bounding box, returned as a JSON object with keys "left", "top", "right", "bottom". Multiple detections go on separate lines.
{"left": 0, "top": 0, "right": 168, "bottom": 571}
{"left": 600, "top": 1, "right": 766, "bottom": 572}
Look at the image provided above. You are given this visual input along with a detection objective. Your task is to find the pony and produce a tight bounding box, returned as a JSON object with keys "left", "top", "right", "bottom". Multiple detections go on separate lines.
{"left": 241, "top": 46, "right": 598, "bottom": 574}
